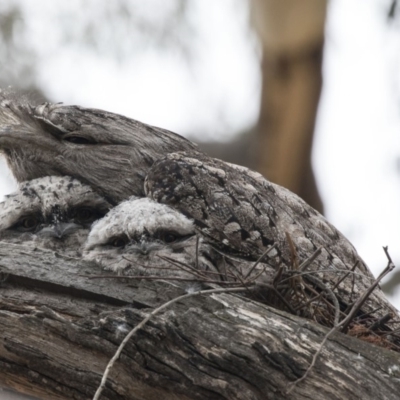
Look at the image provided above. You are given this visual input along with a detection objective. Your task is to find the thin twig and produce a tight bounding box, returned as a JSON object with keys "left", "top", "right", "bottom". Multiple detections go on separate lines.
{"left": 157, "top": 254, "right": 234, "bottom": 279}
{"left": 287, "top": 247, "right": 396, "bottom": 394}
{"left": 156, "top": 255, "right": 211, "bottom": 280}
{"left": 306, "top": 275, "right": 340, "bottom": 326}
{"left": 298, "top": 247, "right": 323, "bottom": 271}
{"left": 278, "top": 268, "right": 373, "bottom": 285}
{"left": 341, "top": 247, "right": 395, "bottom": 333}
{"left": 118, "top": 255, "right": 220, "bottom": 279}
{"left": 285, "top": 232, "right": 299, "bottom": 270}
{"left": 331, "top": 260, "right": 359, "bottom": 292}
{"left": 256, "top": 283, "right": 297, "bottom": 314}
{"left": 83, "top": 274, "right": 243, "bottom": 285}
{"left": 195, "top": 234, "right": 200, "bottom": 270}
{"left": 355, "top": 306, "right": 384, "bottom": 322}
{"left": 121, "top": 256, "right": 185, "bottom": 271}
{"left": 286, "top": 323, "right": 338, "bottom": 395}
{"left": 221, "top": 255, "right": 229, "bottom": 281}
{"left": 294, "top": 292, "right": 323, "bottom": 312}
{"left": 350, "top": 261, "right": 357, "bottom": 302}
{"left": 272, "top": 263, "right": 284, "bottom": 287}
{"left": 300, "top": 280, "right": 333, "bottom": 323}
{"left": 243, "top": 244, "right": 277, "bottom": 280}
{"left": 247, "top": 264, "right": 270, "bottom": 284}
{"left": 368, "top": 313, "right": 393, "bottom": 332}
{"left": 92, "top": 286, "right": 249, "bottom": 400}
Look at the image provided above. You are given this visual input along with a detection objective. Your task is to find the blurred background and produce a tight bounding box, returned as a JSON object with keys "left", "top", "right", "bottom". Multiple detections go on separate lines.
{"left": 0, "top": 0, "right": 399, "bottom": 307}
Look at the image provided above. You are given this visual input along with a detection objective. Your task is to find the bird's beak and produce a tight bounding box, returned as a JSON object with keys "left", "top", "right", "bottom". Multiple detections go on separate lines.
{"left": 138, "top": 242, "right": 150, "bottom": 256}
{"left": 37, "top": 222, "right": 81, "bottom": 239}
{"left": 0, "top": 101, "right": 58, "bottom": 150}
{"left": 0, "top": 125, "right": 55, "bottom": 150}
{"left": 0, "top": 103, "right": 31, "bottom": 144}
{"left": 127, "top": 241, "right": 153, "bottom": 256}
{"left": 0, "top": 126, "right": 26, "bottom": 146}
{"left": 0, "top": 104, "right": 63, "bottom": 181}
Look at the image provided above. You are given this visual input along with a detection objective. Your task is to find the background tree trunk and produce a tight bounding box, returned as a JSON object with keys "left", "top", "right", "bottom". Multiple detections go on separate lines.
{"left": 1, "top": 243, "right": 400, "bottom": 400}
{"left": 250, "top": 0, "right": 327, "bottom": 214}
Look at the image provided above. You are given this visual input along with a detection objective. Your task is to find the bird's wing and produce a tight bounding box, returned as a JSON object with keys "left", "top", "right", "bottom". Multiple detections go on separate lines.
{"left": 145, "top": 152, "right": 283, "bottom": 259}
{"left": 146, "top": 152, "right": 342, "bottom": 260}
{"left": 145, "top": 152, "right": 400, "bottom": 319}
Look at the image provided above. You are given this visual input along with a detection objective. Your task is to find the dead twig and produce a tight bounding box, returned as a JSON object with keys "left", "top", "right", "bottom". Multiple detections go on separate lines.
{"left": 156, "top": 255, "right": 211, "bottom": 279}
{"left": 368, "top": 313, "right": 393, "bottom": 332}
{"left": 330, "top": 260, "right": 359, "bottom": 294}
{"left": 306, "top": 275, "right": 340, "bottom": 326}
{"left": 341, "top": 246, "right": 395, "bottom": 333}
{"left": 278, "top": 268, "right": 374, "bottom": 285}
{"left": 285, "top": 232, "right": 299, "bottom": 270}
{"left": 286, "top": 246, "right": 396, "bottom": 394}
{"left": 83, "top": 274, "right": 243, "bottom": 285}
{"left": 256, "top": 283, "right": 297, "bottom": 314}
{"left": 243, "top": 244, "right": 277, "bottom": 280}
{"left": 355, "top": 306, "right": 384, "bottom": 323}
{"left": 92, "top": 286, "right": 249, "bottom": 400}
{"left": 157, "top": 254, "right": 239, "bottom": 281}
{"left": 298, "top": 247, "right": 323, "bottom": 271}
{"left": 195, "top": 234, "right": 200, "bottom": 270}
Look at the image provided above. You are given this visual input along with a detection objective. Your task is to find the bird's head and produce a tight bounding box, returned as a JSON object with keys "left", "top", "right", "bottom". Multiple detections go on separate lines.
{"left": 0, "top": 93, "right": 199, "bottom": 204}
{"left": 83, "top": 197, "right": 216, "bottom": 277}
{"left": 0, "top": 175, "right": 111, "bottom": 255}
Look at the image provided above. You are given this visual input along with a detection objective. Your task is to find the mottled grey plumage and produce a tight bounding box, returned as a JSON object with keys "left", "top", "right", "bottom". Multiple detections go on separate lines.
{"left": 0, "top": 176, "right": 111, "bottom": 255}
{"left": 0, "top": 91, "right": 199, "bottom": 204}
{"left": 1, "top": 92, "right": 397, "bottom": 327}
{"left": 84, "top": 197, "right": 274, "bottom": 290}
{"left": 145, "top": 152, "right": 400, "bottom": 321}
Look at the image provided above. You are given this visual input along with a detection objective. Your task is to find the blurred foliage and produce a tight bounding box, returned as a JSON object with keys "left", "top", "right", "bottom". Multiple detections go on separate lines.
{"left": 0, "top": 0, "right": 194, "bottom": 90}
{"left": 0, "top": 5, "right": 37, "bottom": 89}
{"left": 56, "top": 0, "right": 193, "bottom": 59}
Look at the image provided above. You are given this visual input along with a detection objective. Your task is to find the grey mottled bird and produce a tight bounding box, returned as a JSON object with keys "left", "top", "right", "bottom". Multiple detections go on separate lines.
{"left": 84, "top": 197, "right": 220, "bottom": 278}
{"left": 144, "top": 152, "right": 400, "bottom": 324}
{"left": 84, "top": 197, "right": 275, "bottom": 292}
{"left": 0, "top": 176, "right": 111, "bottom": 255}
{"left": 1, "top": 92, "right": 397, "bottom": 330}
{"left": 0, "top": 91, "right": 199, "bottom": 204}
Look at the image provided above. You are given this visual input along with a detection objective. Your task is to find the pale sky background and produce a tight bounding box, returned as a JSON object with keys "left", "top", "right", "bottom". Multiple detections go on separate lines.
{"left": 0, "top": 0, "right": 400, "bottom": 310}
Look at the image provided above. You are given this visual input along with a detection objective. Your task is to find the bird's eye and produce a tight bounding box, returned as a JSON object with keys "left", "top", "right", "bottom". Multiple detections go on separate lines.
{"left": 64, "top": 135, "right": 94, "bottom": 145}
{"left": 74, "top": 207, "right": 95, "bottom": 223}
{"left": 158, "top": 231, "right": 178, "bottom": 243}
{"left": 15, "top": 215, "right": 41, "bottom": 232}
{"left": 109, "top": 236, "right": 129, "bottom": 248}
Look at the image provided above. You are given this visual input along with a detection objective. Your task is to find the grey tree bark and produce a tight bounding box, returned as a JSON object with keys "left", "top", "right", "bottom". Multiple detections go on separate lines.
{"left": 0, "top": 242, "right": 400, "bottom": 400}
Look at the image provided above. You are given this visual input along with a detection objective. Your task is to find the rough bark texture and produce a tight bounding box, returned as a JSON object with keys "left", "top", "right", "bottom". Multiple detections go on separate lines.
{"left": 1, "top": 242, "right": 400, "bottom": 400}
